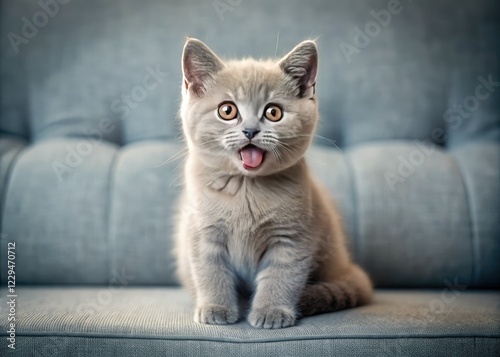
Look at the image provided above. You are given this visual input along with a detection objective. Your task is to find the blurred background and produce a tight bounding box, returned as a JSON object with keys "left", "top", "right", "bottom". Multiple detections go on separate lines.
{"left": 3, "top": 0, "right": 499, "bottom": 146}
{"left": 0, "top": 0, "right": 499, "bottom": 288}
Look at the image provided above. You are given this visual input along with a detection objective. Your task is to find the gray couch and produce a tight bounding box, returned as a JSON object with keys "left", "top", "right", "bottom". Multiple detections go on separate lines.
{"left": 1, "top": 0, "right": 499, "bottom": 355}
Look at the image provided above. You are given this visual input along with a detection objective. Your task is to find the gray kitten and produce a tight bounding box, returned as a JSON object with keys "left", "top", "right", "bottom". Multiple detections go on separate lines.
{"left": 175, "top": 38, "right": 372, "bottom": 329}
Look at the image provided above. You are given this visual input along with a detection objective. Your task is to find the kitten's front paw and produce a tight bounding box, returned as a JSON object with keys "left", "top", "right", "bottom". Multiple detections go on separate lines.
{"left": 194, "top": 304, "right": 239, "bottom": 325}
{"left": 248, "top": 306, "right": 296, "bottom": 329}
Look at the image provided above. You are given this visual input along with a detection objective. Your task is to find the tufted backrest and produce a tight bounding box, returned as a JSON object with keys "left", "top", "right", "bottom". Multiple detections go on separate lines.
{"left": 1, "top": 0, "right": 499, "bottom": 287}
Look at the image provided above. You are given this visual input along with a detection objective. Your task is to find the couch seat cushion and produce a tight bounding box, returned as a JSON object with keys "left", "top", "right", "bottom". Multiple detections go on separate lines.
{"left": 0, "top": 287, "right": 499, "bottom": 356}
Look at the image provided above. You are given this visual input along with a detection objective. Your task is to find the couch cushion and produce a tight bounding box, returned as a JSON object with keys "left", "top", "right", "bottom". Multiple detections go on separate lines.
{"left": 108, "top": 140, "right": 182, "bottom": 285}
{"left": 2, "top": 140, "right": 499, "bottom": 287}
{"left": 1, "top": 0, "right": 499, "bottom": 289}
{"left": 1, "top": 139, "right": 118, "bottom": 284}
{"left": 348, "top": 142, "right": 474, "bottom": 287}
{"left": 0, "top": 287, "right": 498, "bottom": 356}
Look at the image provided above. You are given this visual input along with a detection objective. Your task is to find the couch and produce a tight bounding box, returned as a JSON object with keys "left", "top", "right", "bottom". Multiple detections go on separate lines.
{"left": 1, "top": 0, "right": 499, "bottom": 355}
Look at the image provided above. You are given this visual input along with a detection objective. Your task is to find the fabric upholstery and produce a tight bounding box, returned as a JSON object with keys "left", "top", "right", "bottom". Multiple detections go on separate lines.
{"left": 1, "top": 0, "right": 499, "bottom": 146}
{"left": 1, "top": 139, "right": 117, "bottom": 284}
{"left": 0, "top": 136, "right": 26, "bottom": 221}
{"left": 0, "top": 1, "right": 499, "bottom": 355}
{"left": 108, "top": 141, "right": 181, "bottom": 285}
{"left": 450, "top": 142, "right": 500, "bottom": 286}
{"left": 0, "top": 1, "right": 499, "bottom": 288}
{"left": 349, "top": 142, "right": 474, "bottom": 287}
{"left": 0, "top": 287, "right": 498, "bottom": 356}
{"left": 2, "top": 140, "right": 499, "bottom": 287}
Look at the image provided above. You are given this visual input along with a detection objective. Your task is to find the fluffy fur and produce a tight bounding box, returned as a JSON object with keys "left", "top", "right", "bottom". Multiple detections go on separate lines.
{"left": 175, "top": 38, "right": 372, "bottom": 329}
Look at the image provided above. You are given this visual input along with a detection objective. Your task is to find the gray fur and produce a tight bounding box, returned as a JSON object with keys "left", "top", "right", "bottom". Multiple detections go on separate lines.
{"left": 175, "top": 38, "right": 373, "bottom": 329}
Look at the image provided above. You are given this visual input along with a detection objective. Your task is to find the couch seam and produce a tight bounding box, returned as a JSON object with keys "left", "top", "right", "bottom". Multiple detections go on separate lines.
{"left": 342, "top": 150, "right": 360, "bottom": 263}
{"left": 0, "top": 143, "right": 27, "bottom": 231}
{"left": 447, "top": 151, "right": 478, "bottom": 286}
{"left": 104, "top": 147, "right": 121, "bottom": 284}
{"left": 2, "top": 332, "right": 499, "bottom": 343}
{"left": 0, "top": 142, "right": 28, "bottom": 281}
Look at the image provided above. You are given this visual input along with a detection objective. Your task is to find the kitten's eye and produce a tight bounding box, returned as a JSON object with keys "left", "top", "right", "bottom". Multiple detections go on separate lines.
{"left": 217, "top": 102, "right": 239, "bottom": 120}
{"left": 264, "top": 104, "right": 283, "bottom": 122}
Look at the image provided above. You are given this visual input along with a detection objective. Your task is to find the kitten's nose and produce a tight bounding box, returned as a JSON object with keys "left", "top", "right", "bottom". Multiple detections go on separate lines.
{"left": 242, "top": 129, "right": 260, "bottom": 140}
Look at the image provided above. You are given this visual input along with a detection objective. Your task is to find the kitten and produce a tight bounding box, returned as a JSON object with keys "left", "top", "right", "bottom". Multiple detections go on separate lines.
{"left": 175, "top": 38, "right": 372, "bottom": 329}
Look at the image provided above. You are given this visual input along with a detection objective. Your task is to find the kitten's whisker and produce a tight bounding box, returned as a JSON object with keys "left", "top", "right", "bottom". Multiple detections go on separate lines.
{"left": 202, "top": 138, "right": 224, "bottom": 144}
{"left": 225, "top": 139, "right": 242, "bottom": 144}
{"left": 202, "top": 144, "right": 222, "bottom": 151}
{"left": 272, "top": 145, "right": 286, "bottom": 164}
{"left": 169, "top": 174, "right": 184, "bottom": 188}
{"left": 154, "top": 147, "right": 189, "bottom": 168}
{"left": 174, "top": 159, "right": 185, "bottom": 172}
{"left": 279, "top": 134, "right": 343, "bottom": 152}
{"left": 274, "top": 32, "right": 280, "bottom": 58}
{"left": 277, "top": 145, "right": 300, "bottom": 159}
{"left": 200, "top": 138, "right": 225, "bottom": 150}
{"left": 271, "top": 146, "right": 280, "bottom": 164}
{"left": 274, "top": 141, "right": 303, "bottom": 162}
{"left": 311, "top": 134, "right": 343, "bottom": 152}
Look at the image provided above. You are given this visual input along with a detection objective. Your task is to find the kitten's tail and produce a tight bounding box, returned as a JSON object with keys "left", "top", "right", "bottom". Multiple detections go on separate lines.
{"left": 298, "top": 264, "right": 373, "bottom": 316}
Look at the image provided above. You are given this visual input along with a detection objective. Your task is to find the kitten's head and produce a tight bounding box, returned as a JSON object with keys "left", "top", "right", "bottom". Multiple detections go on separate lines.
{"left": 180, "top": 38, "right": 318, "bottom": 177}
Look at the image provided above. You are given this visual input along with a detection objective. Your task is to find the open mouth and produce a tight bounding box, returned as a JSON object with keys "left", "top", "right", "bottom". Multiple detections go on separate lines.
{"left": 239, "top": 144, "right": 266, "bottom": 170}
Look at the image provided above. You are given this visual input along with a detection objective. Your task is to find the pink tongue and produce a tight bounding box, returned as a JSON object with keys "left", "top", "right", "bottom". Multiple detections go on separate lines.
{"left": 240, "top": 146, "right": 264, "bottom": 168}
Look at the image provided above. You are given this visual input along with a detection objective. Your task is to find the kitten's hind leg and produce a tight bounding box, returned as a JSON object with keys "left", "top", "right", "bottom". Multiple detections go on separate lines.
{"left": 298, "top": 264, "right": 372, "bottom": 316}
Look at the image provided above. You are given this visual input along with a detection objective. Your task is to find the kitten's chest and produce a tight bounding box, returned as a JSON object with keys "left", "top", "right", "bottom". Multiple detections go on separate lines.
{"left": 224, "top": 215, "right": 269, "bottom": 290}
{"left": 207, "top": 192, "right": 299, "bottom": 285}
{"left": 219, "top": 200, "right": 272, "bottom": 263}
{"left": 195, "top": 175, "right": 307, "bottom": 284}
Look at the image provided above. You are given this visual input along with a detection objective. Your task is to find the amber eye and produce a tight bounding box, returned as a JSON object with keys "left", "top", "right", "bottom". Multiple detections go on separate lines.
{"left": 217, "top": 102, "right": 239, "bottom": 120}
{"left": 264, "top": 104, "right": 283, "bottom": 122}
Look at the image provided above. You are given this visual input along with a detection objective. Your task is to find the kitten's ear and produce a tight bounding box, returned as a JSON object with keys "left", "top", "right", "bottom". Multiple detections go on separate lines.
{"left": 279, "top": 40, "right": 318, "bottom": 97}
{"left": 182, "top": 38, "right": 224, "bottom": 97}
